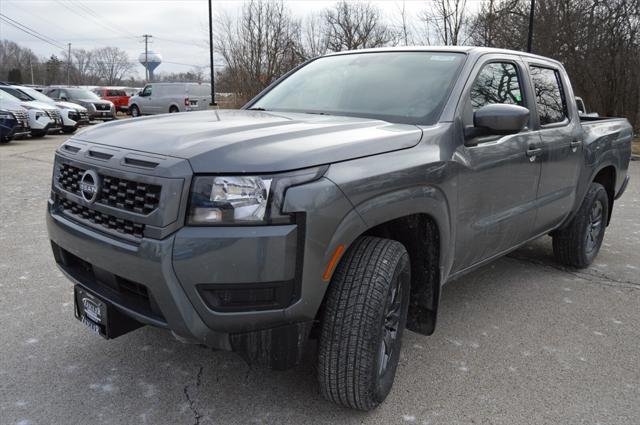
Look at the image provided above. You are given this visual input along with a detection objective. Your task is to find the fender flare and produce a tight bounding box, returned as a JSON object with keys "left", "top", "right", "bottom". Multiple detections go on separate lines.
{"left": 324, "top": 185, "right": 453, "bottom": 335}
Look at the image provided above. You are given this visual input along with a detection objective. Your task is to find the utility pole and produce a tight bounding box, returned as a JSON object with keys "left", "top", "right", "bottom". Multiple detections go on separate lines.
{"left": 527, "top": 0, "right": 535, "bottom": 53}
{"left": 29, "top": 58, "right": 34, "bottom": 85}
{"left": 208, "top": 0, "right": 216, "bottom": 105}
{"left": 142, "top": 34, "right": 152, "bottom": 82}
{"left": 66, "top": 42, "right": 71, "bottom": 86}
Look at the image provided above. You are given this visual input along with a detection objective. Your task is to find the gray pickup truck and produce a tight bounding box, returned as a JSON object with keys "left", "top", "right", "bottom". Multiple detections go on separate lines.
{"left": 47, "top": 47, "right": 632, "bottom": 410}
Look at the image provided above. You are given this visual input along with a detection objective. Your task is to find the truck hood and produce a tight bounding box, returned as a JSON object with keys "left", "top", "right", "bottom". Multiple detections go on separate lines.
{"left": 22, "top": 100, "right": 57, "bottom": 112}
{"left": 71, "top": 109, "right": 423, "bottom": 173}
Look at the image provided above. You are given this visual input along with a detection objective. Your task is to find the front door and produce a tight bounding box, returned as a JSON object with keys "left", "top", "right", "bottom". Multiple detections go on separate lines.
{"left": 453, "top": 57, "right": 542, "bottom": 272}
{"left": 138, "top": 85, "right": 155, "bottom": 114}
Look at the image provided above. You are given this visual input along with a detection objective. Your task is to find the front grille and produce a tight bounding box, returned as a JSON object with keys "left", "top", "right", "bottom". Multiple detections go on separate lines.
{"left": 78, "top": 111, "right": 89, "bottom": 122}
{"left": 95, "top": 103, "right": 110, "bottom": 111}
{"left": 57, "top": 163, "right": 161, "bottom": 214}
{"left": 46, "top": 109, "right": 62, "bottom": 124}
{"left": 10, "top": 109, "right": 29, "bottom": 127}
{"left": 101, "top": 176, "right": 161, "bottom": 214}
{"left": 61, "top": 198, "right": 145, "bottom": 238}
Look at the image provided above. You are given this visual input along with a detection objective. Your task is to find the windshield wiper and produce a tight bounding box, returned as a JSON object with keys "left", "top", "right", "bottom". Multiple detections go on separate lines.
{"left": 247, "top": 107, "right": 267, "bottom": 111}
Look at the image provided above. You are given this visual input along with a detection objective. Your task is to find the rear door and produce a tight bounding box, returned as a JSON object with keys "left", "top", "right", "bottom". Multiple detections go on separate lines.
{"left": 453, "top": 55, "right": 543, "bottom": 272}
{"left": 525, "top": 63, "right": 583, "bottom": 233}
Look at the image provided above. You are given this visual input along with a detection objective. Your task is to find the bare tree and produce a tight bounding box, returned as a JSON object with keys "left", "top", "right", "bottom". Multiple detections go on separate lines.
{"left": 91, "top": 47, "right": 134, "bottom": 85}
{"left": 395, "top": 0, "right": 414, "bottom": 46}
{"left": 323, "top": 1, "right": 395, "bottom": 51}
{"left": 0, "top": 40, "right": 41, "bottom": 84}
{"left": 420, "top": 0, "right": 469, "bottom": 46}
{"left": 468, "top": 0, "right": 525, "bottom": 48}
{"left": 303, "top": 14, "right": 329, "bottom": 58}
{"left": 71, "top": 48, "right": 95, "bottom": 84}
{"left": 215, "top": 0, "right": 304, "bottom": 101}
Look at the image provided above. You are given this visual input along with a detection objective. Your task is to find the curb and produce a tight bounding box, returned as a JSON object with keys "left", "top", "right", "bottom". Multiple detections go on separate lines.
{"left": 632, "top": 154, "right": 640, "bottom": 162}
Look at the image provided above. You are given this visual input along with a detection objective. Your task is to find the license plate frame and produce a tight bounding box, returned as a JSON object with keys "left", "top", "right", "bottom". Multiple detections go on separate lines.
{"left": 74, "top": 285, "right": 109, "bottom": 338}
{"left": 74, "top": 285, "right": 143, "bottom": 339}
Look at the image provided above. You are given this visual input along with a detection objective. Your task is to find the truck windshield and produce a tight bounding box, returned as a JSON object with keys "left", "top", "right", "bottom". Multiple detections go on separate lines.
{"left": 0, "top": 87, "right": 32, "bottom": 101}
{"left": 251, "top": 51, "right": 466, "bottom": 125}
{"left": 16, "top": 87, "right": 55, "bottom": 104}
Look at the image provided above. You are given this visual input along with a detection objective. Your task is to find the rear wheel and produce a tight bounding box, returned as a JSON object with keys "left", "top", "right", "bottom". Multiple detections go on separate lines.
{"left": 169, "top": 106, "right": 179, "bottom": 113}
{"left": 130, "top": 105, "right": 140, "bottom": 117}
{"left": 318, "top": 236, "right": 411, "bottom": 411}
{"left": 62, "top": 126, "right": 77, "bottom": 134}
{"left": 30, "top": 130, "right": 46, "bottom": 138}
{"left": 552, "top": 182, "right": 609, "bottom": 268}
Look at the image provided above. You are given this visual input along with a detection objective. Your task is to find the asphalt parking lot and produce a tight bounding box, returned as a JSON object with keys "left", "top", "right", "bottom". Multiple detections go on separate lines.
{"left": 1, "top": 133, "right": 639, "bottom": 425}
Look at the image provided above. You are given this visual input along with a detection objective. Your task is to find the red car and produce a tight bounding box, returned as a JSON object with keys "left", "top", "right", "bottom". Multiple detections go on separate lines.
{"left": 92, "top": 87, "right": 129, "bottom": 113}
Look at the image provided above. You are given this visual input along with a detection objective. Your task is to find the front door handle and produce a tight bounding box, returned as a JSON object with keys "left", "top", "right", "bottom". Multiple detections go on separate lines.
{"left": 570, "top": 140, "right": 582, "bottom": 152}
{"left": 526, "top": 147, "right": 543, "bottom": 161}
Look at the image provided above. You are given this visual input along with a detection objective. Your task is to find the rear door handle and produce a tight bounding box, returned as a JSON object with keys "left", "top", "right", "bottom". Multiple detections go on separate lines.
{"left": 570, "top": 140, "right": 582, "bottom": 152}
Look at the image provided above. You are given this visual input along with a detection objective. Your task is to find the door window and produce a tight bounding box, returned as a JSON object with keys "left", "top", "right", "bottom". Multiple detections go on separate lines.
{"left": 470, "top": 62, "right": 523, "bottom": 110}
{"left": 529, "top": 66, "right": 568, "bottom": 125}
{"left": 141, "top": 86, "right": 152, "bottom": 96}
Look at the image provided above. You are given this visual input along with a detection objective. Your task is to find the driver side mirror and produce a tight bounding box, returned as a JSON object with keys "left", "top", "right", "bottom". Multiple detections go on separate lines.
{"left": 465, "top": 104, "right": 530, "bottom": 145}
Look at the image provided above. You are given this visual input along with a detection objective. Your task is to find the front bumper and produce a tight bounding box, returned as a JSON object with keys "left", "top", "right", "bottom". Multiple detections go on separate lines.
{"left": 89, "top": 109, "right": 116, "bottom": 120}
{"left": 47, "top": 199, "right": 310, "bottom": 366}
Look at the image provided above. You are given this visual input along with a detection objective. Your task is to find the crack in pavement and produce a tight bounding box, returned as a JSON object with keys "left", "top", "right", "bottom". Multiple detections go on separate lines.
{"left": 183, "top": 365, "right": 204, "bottom": 425}
{"left": 506, "top": 254, "right": 640, "bottom": 290}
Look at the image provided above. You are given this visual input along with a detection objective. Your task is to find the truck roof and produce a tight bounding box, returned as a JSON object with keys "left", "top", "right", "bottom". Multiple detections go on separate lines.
{"left": 325, "top": 46, "right": 563, "bottom": 67}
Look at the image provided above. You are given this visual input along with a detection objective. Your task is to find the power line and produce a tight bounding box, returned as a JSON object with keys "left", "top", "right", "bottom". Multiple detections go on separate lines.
{"left": 72, "top": 0, "right": 137, "bottom": 38}
{"left": 54, "top": 0, "right": 137, "bottom": 40}
{"left": 0, "top": 14, "right": 65, "bottom": 50}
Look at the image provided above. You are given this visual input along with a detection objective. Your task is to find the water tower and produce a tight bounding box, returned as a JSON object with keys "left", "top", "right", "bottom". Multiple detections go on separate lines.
{"left": 138, "top": 51, "right": 162, "bottom": 81}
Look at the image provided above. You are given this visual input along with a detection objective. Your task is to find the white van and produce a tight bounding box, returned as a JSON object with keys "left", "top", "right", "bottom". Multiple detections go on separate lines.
{"left": 128, "top": 82, "right": 212, "bottom": 116}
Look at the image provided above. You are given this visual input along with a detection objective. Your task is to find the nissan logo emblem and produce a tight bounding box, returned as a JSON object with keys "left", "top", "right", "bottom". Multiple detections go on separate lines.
{"left": 79, "top": 170, "right": 100, "bottom": 203}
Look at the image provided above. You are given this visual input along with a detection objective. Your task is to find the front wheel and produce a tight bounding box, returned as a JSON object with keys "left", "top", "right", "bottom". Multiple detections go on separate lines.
{"left": 62, "top": 126, "right": 77, "bottom": 134}
{"left": 129, "top": 105, "right": 140, "bottom": 117}
{"left": 30, "top": 130, "right": 46, "bottom": 138}
{"left": 318, "top": 236, "right": 411, "bottom": 411}
{"left": 552, "top": 182, "right": 609, "bottom": 268}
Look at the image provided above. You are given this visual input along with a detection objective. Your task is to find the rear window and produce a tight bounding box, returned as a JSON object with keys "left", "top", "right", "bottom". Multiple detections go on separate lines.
{"left": 529, "top": 66, "right": 568, "bottom": 125}
{"left": 107, "top": 90, "right": 126, "bottom": 96}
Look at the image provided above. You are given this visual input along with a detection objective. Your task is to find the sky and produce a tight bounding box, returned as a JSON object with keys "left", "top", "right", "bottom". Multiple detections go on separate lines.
{"left": 0, "top": 0, "right": 433, "bottom": 78}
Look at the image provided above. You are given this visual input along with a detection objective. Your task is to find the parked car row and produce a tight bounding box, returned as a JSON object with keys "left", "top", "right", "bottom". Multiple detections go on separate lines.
{"left": 0, "top": 83, "right": 125, "bottom": 144}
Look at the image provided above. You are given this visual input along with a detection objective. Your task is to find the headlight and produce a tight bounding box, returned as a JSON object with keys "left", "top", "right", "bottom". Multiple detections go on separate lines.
{"left": 187, "top": 167, "right": 327, "bottom": 225}
{"left": 0, "top": 111, "right": 13, "bottom": 119}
